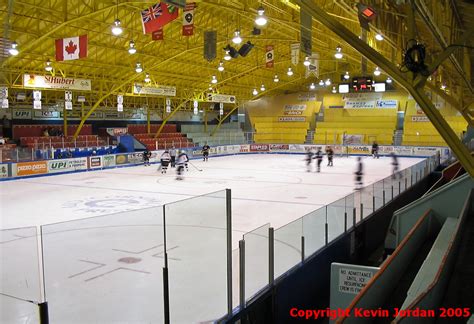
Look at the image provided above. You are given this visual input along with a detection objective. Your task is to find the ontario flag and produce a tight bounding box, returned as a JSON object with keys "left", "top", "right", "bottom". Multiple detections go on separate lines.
{"left": 141, "top": 2, "right": 179, "bottom": 34}
{"left": 55, "top": 35, "right": 87, "bottom": 61}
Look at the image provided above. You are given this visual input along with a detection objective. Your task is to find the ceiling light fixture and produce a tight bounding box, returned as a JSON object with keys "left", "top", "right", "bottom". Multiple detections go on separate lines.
{"left": 144, "top": 73, "right": 151, "bottom": 83}
{"left": 325, "top": 79, "right": 331, "bottom": 86}
{"left": 332, "top": 86, "right": 337, "bottom": 93}
{"left": 128, "top": 40, "right": 137, "bottom": 54}
{"left": 135, "top": 63, "right": 143, "bottom": 73}
{"left": 252, "top": 88, "right": 258, "bottom": 96}
{"left": 260, "top": 84, "right": 266, "bottom": 91}
{"left": 386, "top": 77, "right": 392, "bottom": 84}
{"left": 303, "top": 57, "right": 311, "bottom": 66}
{"left": 319, "top": 80, "right": 324, "bottom": 86}
{"left": 273, "top": 75, "right": 279, "bottom": 83}
{"left": 232, "top": 30, "right": 242, "bottom": 44}
{"left": 334, "top": 45, "right": 343, "bottom": 59}
{"left": 112, "top": 19, "right": 123, "bottom": 36}
{"left": 373, "top": 67, "right": 381, "bottom": 76}
{"left": 255, "top": 6, "right": 268, "bottom": 26}
{"left": 45, "top": 60, "right": 53, "bottom": 72}
{"left": 375, "top": 33, "right": 384, "bottom": 41}
{"left": 441, "top": 83, "right": 446, "bottom": 90}
{"left": 217, "top": 62, "right": 224, "bottom": 72}
{"left": 211, "top": 75, "right": 218, "bottom": 84}
{"left": 344, "top": 71, "right": 350, "bottom": 80}
{"left": 309, "top": 83, "right": 315, "bottom": 90}
{"left": 224, "top": 50, "right": 232, "bottom": 61}
{"left": 287, "top": 67, "right": 293, "bottom": 76}
{"left": 9, "top": 41, "right": 19, "bottom": 56}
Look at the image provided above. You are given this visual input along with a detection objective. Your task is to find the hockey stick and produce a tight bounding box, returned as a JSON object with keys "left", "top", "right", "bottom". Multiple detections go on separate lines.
{"left": 189, "top": 161, "right": 203, "bottom": 172}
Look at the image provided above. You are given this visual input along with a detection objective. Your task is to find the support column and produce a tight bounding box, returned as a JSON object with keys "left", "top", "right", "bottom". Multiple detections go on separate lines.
{"left": 63, "top": 105, "right": 68, "bottom": 137}
{"left": 147, "top": 106, "right": 151, "bottom": 135}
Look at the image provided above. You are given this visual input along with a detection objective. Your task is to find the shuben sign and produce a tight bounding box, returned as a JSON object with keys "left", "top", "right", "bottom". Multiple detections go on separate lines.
{"left": 17, "top": 161, "right": 48, "bottom": 176}
{"left": 23, "top": 74, "right": 92, "bottom": 91}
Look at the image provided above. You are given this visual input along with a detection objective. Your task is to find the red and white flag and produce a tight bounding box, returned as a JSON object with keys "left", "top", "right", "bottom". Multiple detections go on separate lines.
{"left": 265, "top": 45, "right": 274, "bottom": 68}
{"left": 55, "top": 35, "right": 87, "bottom": 61}
{"left": 141, "top": 2, "right": 179, "bottom": 34}
{"left": 182, "top": 3, "right": 196, "bottom": 36}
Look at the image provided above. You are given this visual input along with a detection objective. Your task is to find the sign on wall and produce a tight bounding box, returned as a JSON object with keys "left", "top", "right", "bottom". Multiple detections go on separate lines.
{"left": 133, "top": 83, "right": 176, "bottom": 97}
{"left": 278, "top": 116, "right": 306, "bottom": 122}
{"left": 23, "top": 74, "right": 92, "bottom": 91}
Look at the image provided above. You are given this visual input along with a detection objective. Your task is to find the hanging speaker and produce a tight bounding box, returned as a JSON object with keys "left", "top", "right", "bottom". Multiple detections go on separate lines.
{"left": 238, "top": 41, "right": 254, "bottom": 57}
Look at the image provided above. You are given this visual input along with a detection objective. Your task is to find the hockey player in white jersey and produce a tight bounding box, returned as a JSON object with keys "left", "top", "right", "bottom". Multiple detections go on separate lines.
{"left": 176, "top": 151, "right": 187, "bottom": 180}
{"left": 159, "top": 150, "right": 171, "bottom": 174}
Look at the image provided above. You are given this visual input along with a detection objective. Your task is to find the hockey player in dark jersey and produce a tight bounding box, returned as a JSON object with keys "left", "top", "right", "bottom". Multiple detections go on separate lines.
{"left": 143, "top": 149, "right": 151, "bottom": 166}
{"left": 355, "top": 157, "right": 364, "bottom": 190}
{"left": 305, "top": 148, "right": 314, "bottom": 172}
{"left": 326, "top": 146, "right": 334, "bottom": 167}
{"left": 202, "top": 143, "right": 210, "bottom": 161}
{"left": 314, "top": 147, "right": 323, "bottom": 172}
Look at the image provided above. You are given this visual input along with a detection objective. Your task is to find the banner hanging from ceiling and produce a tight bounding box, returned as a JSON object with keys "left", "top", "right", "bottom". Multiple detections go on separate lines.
{"left": 133, "top": 84, "right": 177, "bottom": 97}
{"left": 23, "top": 74, "right": 92, "bottom": 91}
{"left": 182, "top": 3, "right": 196, "bottom": 36}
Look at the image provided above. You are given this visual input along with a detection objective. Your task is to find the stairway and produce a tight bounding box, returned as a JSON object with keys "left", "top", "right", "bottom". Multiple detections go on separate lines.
{"left": 393, "top": 130, "right": 403, "bottom": 146}
{"left": 305, "top": 130, "right": 314, "bottom": 144}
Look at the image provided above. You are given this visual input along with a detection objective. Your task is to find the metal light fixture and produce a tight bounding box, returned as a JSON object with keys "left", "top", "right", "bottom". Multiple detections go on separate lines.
{"left": 144, "top": 73, "right": 151, "bottom": 83}
{"left": 45, "top": 60, "right": 53, "bottom": 72}
{"left": 319, "top": 80, "right": 324, "bottom": 86}
{"left": 128, "top": 40, "right": 137, "bottom": 54}
{"left": 325, "top": 79, "right": 331, "bottom": 86}
{"left": 224, "top": 50, "right": 232, "bottom": 61}
{"left": 211, "top": 75, "right": 218, "bottom": 84}
{"left": 309, "top": 83, "right": 315, "bottom": 90}
{"left": 217, "top": 62, "right": 224, "bottom": 72}
{"left": 375, "top": 33, "right": 384, "bottom": 41}
{"left": 373, "top": 67, "right": 381, "bottom": 76}
{"left": 135, "top": 63, "right": 143, "bottom": 73}
{"left": 287, "top": 67, "right": 293, "bottom": 76}
{"left": 332, "top": 86, "right": 337, "bottom": 93}
{"left": 344, "top": 71, "right": 350, "bottom": 80}
{"left": 255, "top": 6, "right": 268, "bottom": 26}
{"left": 260, "top": 84, "right": 265, "bottom": 91}
{"left": 334, "top": 46, "right": 343, "bottom": 59}
{"left": 440, "top": 83, "right": 446, "bottom": 90}
{"left": 9, "top": 41, "right": 19, "bottom": 56}
{"left": 303, "top": 57, "right": 311, "bottom": 66}
{"left": 112, "top": 19, "right": 123, "bottom": 36}
{"left": 273, "top": 75, "right": 279, "bottom": 83}
{"left": 252, "top": 88, "right": 258, "bottom": 96}
{"left": 386, "top": 77, "right": 392, "bottom": 83}
{"left": 232, "top": 30, "right": 242, "bottom": 44}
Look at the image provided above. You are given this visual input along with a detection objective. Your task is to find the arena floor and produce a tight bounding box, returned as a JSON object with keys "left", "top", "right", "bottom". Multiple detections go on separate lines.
{"left": 0, "top": 154, "right": 424, "bottom": 323}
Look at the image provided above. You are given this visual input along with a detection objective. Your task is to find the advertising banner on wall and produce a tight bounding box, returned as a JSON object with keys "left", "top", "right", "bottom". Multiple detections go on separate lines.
{"left": 12, "top": 109, "right": 32, "bottom": 119}
{"left": 269, "top": 144, "right": 289, "bottom": 152}
{"left": 375, "top": 100, "right": 398, "bottom": 109}
{"left": 278, "top": 116, "right": 306, "bottom": 122}
{"left": 0, "top": 164, "right": 8, "bottom": 178}
{"left": 23, "top": 74, "right": 92, "bottom": 91}
{"left": 344, "top": 100, "right": 376, "bottom": 109}
{"left": 88, "top": 156, "right": 103, "bottom": 169}
{"left": 411, "top": 116, "right": 429, "bottom": 122}
{"left": 342, "top": 93, "right": 383, "bottom": 101}
{"left": 347, "top": 146, "right": 371, "bottom": 155}
{"left": 283, "top": 104, "right": 306, "bottom": 116}
{"left": 102, "top": 155, "right": 116, "bottom": 168}
{"left": 250, "top": 144, "right": 269, "bottom": 152}
{"left": 48, "top": 158, "right": 88, "bottom": 173}
{"left": 133, "top": 83, "right": 176, "bottom": 97}
{"left": 239, "top": 145, "right": 249, "bottom": 153}
{"left": 16, "top": 161, "right": 48, "bottom": 176}
{"left": 207, "top": 93, "right": 236, "bottom": 103}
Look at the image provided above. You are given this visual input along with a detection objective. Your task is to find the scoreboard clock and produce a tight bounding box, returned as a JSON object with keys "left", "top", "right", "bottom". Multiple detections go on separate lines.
{"left": 352, "top": 76, "right": 373, "bottom": 92}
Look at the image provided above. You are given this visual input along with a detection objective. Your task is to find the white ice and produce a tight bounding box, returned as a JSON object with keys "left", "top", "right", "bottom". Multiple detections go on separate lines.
{"left": 0, "top": 154, "right": 423, "bottom": 324}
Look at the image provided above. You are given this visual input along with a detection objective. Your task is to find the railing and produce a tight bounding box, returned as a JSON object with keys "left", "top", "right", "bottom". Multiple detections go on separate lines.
{"left": 31, "top": 137, "right": 109, "bottom": 150}
{"left": 230, "top": 154, "right": 440, "bottom": 315}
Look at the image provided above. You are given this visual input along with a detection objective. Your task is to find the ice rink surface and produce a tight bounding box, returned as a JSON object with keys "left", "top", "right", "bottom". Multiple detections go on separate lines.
{"left": 0, "top": 154, "right": 422, "bottom": 233}
{"left": 0, "top": 154, "right": 424, "bottom": 324}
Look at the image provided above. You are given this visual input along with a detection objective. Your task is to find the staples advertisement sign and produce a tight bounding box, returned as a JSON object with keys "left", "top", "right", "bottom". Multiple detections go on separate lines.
{"left": 17, "top": 161, "right": 48, "bottom": 176}
{"left": 23, "top": 74, "right": 92, "bottom": 91}
{"left": 250, "top": 144, "right": 269, "bottom": 152}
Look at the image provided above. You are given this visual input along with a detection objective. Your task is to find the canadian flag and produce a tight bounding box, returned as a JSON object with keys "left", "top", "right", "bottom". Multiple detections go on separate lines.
{"left": 55, "top": 35, "right": 87, "bottom": 61}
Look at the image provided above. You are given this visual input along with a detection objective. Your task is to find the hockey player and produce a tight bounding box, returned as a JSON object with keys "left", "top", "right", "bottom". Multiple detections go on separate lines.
{"left": 170, "top": 146, "right": 177, "bottom": 167}
{"left": 354, "top": 157, "right": 364, "bottom": 190}
{"left": 391, "top": 152, "right": 401, "bottom": 179}
{"left": 143, "top": 149, "right": 151, "bottom": 166}
{"left": 326, "top": 146, "right": 334, "bottom": 167}
{"left": 314, "top": 147, "right": 323, "bottom": 172}
{"left": 159, "top": 150, "right": 171, "bottom": 174}
{"left": 371, "top": 141, "right": 379, "bottom": 159}
{"left": 182, "top": 150, "right": 189, "bottom": 171}
{"left": 305, "top": 148, "right": 314, "bottom": 172}
{"left": 202, "top": 143, "right": 210, "bottom": 161}
{"left": 176, "top": 151, "right": 187, "bottom": 180}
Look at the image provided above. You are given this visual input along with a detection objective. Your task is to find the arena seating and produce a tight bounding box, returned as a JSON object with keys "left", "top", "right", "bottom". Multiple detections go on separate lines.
{"left": 251, "top": 117, "right": 309, "bottom": 144}
{"left": 181, "top": 123, "right": 245, "bottom": 146}
{"left": 20, "top": 135, "right": 105, "bottom": 148}
{"left": 13, "top": 124, "right": 92, "bottom": 138}
{"left": 129, "top": 124, "right": 192, "bottom": 150}
{"left": 314, "top": 109, "right": 397, "bottom": 145}
{"left": 402, "top": 116, "right": 467, "bottom": 147}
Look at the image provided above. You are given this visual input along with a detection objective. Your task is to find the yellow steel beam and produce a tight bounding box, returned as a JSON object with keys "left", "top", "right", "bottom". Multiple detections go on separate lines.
{"left": 293, "top": 0, "right": 474, "bottom": 177}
